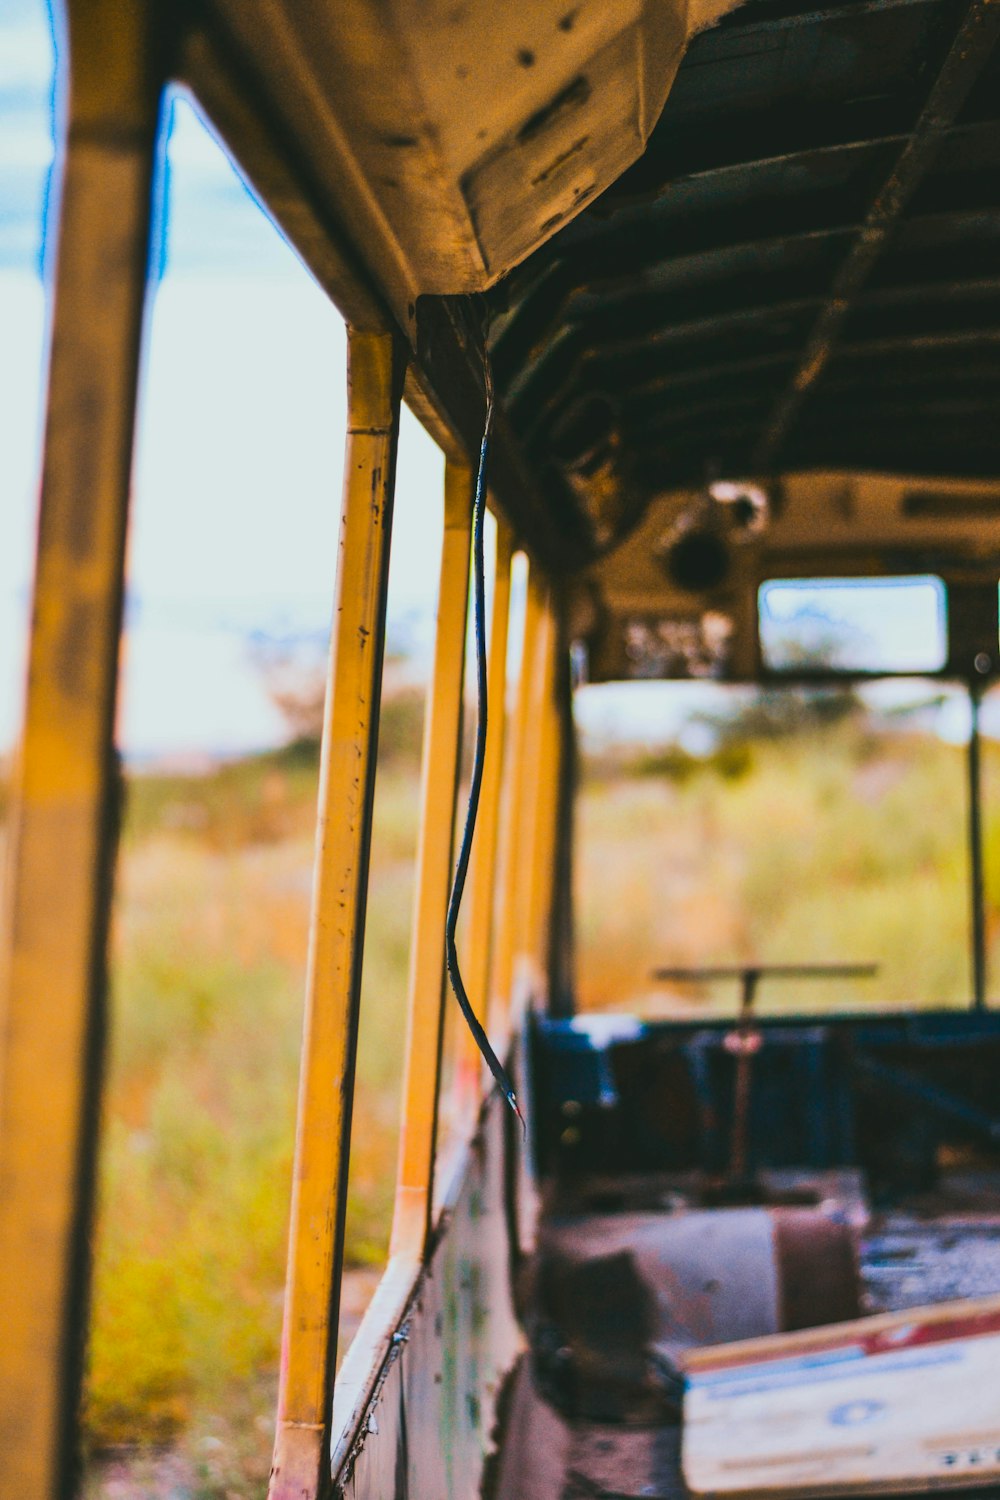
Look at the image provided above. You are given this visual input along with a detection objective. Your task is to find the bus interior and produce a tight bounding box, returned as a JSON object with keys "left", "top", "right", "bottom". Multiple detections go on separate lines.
{"left": 1, "top": 0, "right": 1000, "bottom": 1496}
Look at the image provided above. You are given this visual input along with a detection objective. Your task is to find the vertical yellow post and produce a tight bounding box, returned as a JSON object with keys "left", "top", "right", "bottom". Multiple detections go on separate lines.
{"left": 549, "top": 633, "right": 577, "bottom": 1017}
{"left": 455, "top": 522, "right": 514, "bottom": 1118}
{"left": 512, "top": 586, "right": 558, "bottom": 1001}
{"left": 525, "top": 599, "right": 563, "bottom": 982}
{"left": 0, "top": 6, "right": 162, "bottom": 1493}
{"left": 269, "top": 329, "right": 404, "bottom": 1500}
{"left": 492, "top": 568, "right": 545, "bottom": 1036}
{"left": 390, "top": 461, "right": 473, "bottom": 1258}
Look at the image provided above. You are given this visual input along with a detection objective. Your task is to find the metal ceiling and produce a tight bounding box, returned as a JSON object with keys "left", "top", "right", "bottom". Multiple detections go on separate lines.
{"left": 485, "top": 0, "right": 1000, "bottom": 539}
{"left": 181, "top": 0, "right": 1000, "bottom": 575}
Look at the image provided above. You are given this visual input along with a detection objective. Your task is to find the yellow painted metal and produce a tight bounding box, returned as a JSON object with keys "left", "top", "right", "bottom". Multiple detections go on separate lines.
{"left": 269, "top": 329, "right": 403, "bottom": 1500}
{"left": 492, "top": 567, "right": 545, "bottom": 1035}
{"left": 455, "top": 522, "right": 515, "bottom": 1117}
{"left": 525, "top": 598, "right": 563, "bottom": 979}
{"left": 549, "top": 631, "right": 577, "bottom": 1015}
{"left": 0, "top": 5, "right": 162, "bottom": 1492}
{"left": 390, "top": 461, "right": 473, "bottom": 1259}
{"left": 510, "top": 582, "right": 557, "bottom": 1001}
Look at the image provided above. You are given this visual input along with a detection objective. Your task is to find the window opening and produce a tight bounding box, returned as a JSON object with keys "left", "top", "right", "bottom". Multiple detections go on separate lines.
{"left": 759, "top": 576, "right": 947, "bottom": 674}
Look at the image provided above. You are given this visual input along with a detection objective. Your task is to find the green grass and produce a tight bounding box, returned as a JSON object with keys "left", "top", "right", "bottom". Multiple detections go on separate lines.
{"left": 576, "top": 718, "right": 988, "bottom": 1016}
{"left": 83, "top": 703, "right": 422, "bottom": 1475}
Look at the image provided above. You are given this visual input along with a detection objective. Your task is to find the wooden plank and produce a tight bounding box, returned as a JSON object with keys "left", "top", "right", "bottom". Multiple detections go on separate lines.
{"left": 683, "top": 1296, "right": 1000, "bottom": 1499}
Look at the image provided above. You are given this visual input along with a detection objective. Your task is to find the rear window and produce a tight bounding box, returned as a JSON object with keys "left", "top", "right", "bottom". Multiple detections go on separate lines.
{"left": 759, "top": 576, "right": 947, "bottom": 674}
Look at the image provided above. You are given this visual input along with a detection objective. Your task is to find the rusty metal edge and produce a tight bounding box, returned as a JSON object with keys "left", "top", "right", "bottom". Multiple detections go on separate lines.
{"left": 329, "top": 1098, "right": 497, "bottom": 1488}
{"left": 175, "top": 17, "right": 594, "bottom": 577}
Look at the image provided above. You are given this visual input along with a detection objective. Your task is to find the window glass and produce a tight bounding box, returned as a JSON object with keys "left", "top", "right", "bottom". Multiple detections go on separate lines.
{"left": 759, "top": 576, "right": 947, "bottom": 673}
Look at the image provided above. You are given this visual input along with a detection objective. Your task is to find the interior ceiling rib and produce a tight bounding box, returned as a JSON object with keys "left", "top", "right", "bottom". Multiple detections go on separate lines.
{"left": 485, "top": 0, "right": 1000, "bottom": 535}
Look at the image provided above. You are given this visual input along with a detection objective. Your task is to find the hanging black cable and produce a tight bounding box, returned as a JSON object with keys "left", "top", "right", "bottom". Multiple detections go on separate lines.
{"left": 444, "top": 353, "right": 525, "bottom": 1134}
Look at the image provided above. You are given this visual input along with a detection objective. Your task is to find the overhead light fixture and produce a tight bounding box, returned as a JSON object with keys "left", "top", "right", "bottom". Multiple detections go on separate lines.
{"left": 659, "top": 481, "right": 771, "bottom": 594}
{"left": 708, "top": 480, "right": 770, "bottom": 539}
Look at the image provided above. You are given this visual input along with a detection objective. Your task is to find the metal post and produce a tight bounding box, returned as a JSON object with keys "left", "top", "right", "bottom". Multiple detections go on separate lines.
{"left": 548, "top": 600, "right": 577, "bottom": 1019}
{"left": 727, "top": 969, "right": 762, "bottom": 1185}
{"left": 390, "top": 461, "right": 473, "bottom": 1258}
{"left": 969, "top": 680, "right": 987, "bottom": 1011}
{"left": 269, "top": 329, "right": 404, "bottom": 1500}
{"left": 0, "top": 7, "right": 163, "bottom": 1493}
{"left": 455, "top": 522, "right": 515, "bottom": 1120}
{"left": 525, "top": 595, "right": 561, "bottom": 992}
{"left": 493, "top": 571, "right": 544, "bottom": 1034}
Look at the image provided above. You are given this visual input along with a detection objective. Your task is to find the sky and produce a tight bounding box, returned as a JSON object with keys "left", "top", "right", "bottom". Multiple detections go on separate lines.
{"left": 759, "top": 576, "right": 948, "bottom": 673}
{"left": 0, "top": 0, "right": 445, "bottom": 760}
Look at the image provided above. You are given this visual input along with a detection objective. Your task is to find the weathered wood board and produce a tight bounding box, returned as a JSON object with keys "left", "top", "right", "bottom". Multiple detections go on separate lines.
{"left": 682, "top": 1295, "right": 1000, "bottom": 1499}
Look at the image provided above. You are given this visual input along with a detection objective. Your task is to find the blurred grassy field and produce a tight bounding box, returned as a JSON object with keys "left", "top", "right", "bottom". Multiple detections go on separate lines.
{"left": 84, "top": 694, "right": 424, "bottom": 1490}
{"left": 2, "top": 696, "right": 999, "bottom": 1495}
{"left": 576, "top": 714, "right": 994, "bottom": 1017}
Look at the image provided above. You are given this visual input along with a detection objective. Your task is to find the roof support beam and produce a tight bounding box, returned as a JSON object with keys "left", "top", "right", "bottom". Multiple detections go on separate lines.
{"left": 714, "top": 0, "right": 936, "bottom": 35}
{"left": 753, "top": 0, "right": 1000, "bottom": 467}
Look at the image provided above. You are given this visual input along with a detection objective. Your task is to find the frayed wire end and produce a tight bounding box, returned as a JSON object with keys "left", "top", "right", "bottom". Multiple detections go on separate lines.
{"left": 505, "top": 1089, "right": 527, "bottom": 1140}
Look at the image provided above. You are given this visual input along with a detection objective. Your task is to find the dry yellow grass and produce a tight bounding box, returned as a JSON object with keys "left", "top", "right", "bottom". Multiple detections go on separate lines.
{"left": 84, "top": 730, "right": 419, "bottom": 1481}
{"left": 2, "top": 696, "right": 997, "bottom": 1495}
{"left": 576, "top": 720, "right": 981, "bottom": 1018}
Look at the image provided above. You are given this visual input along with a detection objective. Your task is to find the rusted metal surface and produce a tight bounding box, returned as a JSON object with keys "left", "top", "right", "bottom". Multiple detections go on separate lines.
{"left": 180, "top": 0, "right": 1000, "bottom": 578}
{"left": 179, "top": 32, "right": 595, "bottom": 576}
{"left": 494, "top": 1192, "right": 1000, "bottom": 1500}
{"left": 334, "top": 1088, "right": 522, "bottom": 1500}
{"left": 0, "top": 4, "right": 165, "bottom": 1492}
{"left": 862, "top": 1213, "right": 1000, "bottom": 1313}
{"left": 549, "top": 1168, "right": 871, "bottom": 1227}
{"left": 771, "top": 1208, "right": 862, "bottom": 1331}
{"left": 527, "top": 1206, "right": 860, "bottom": 1421}
{"left": 194, "top": 0, "right": 743, "bottom": 313}
{"left": 493, "top": 1359, "right": 686, "bottom": 1500}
